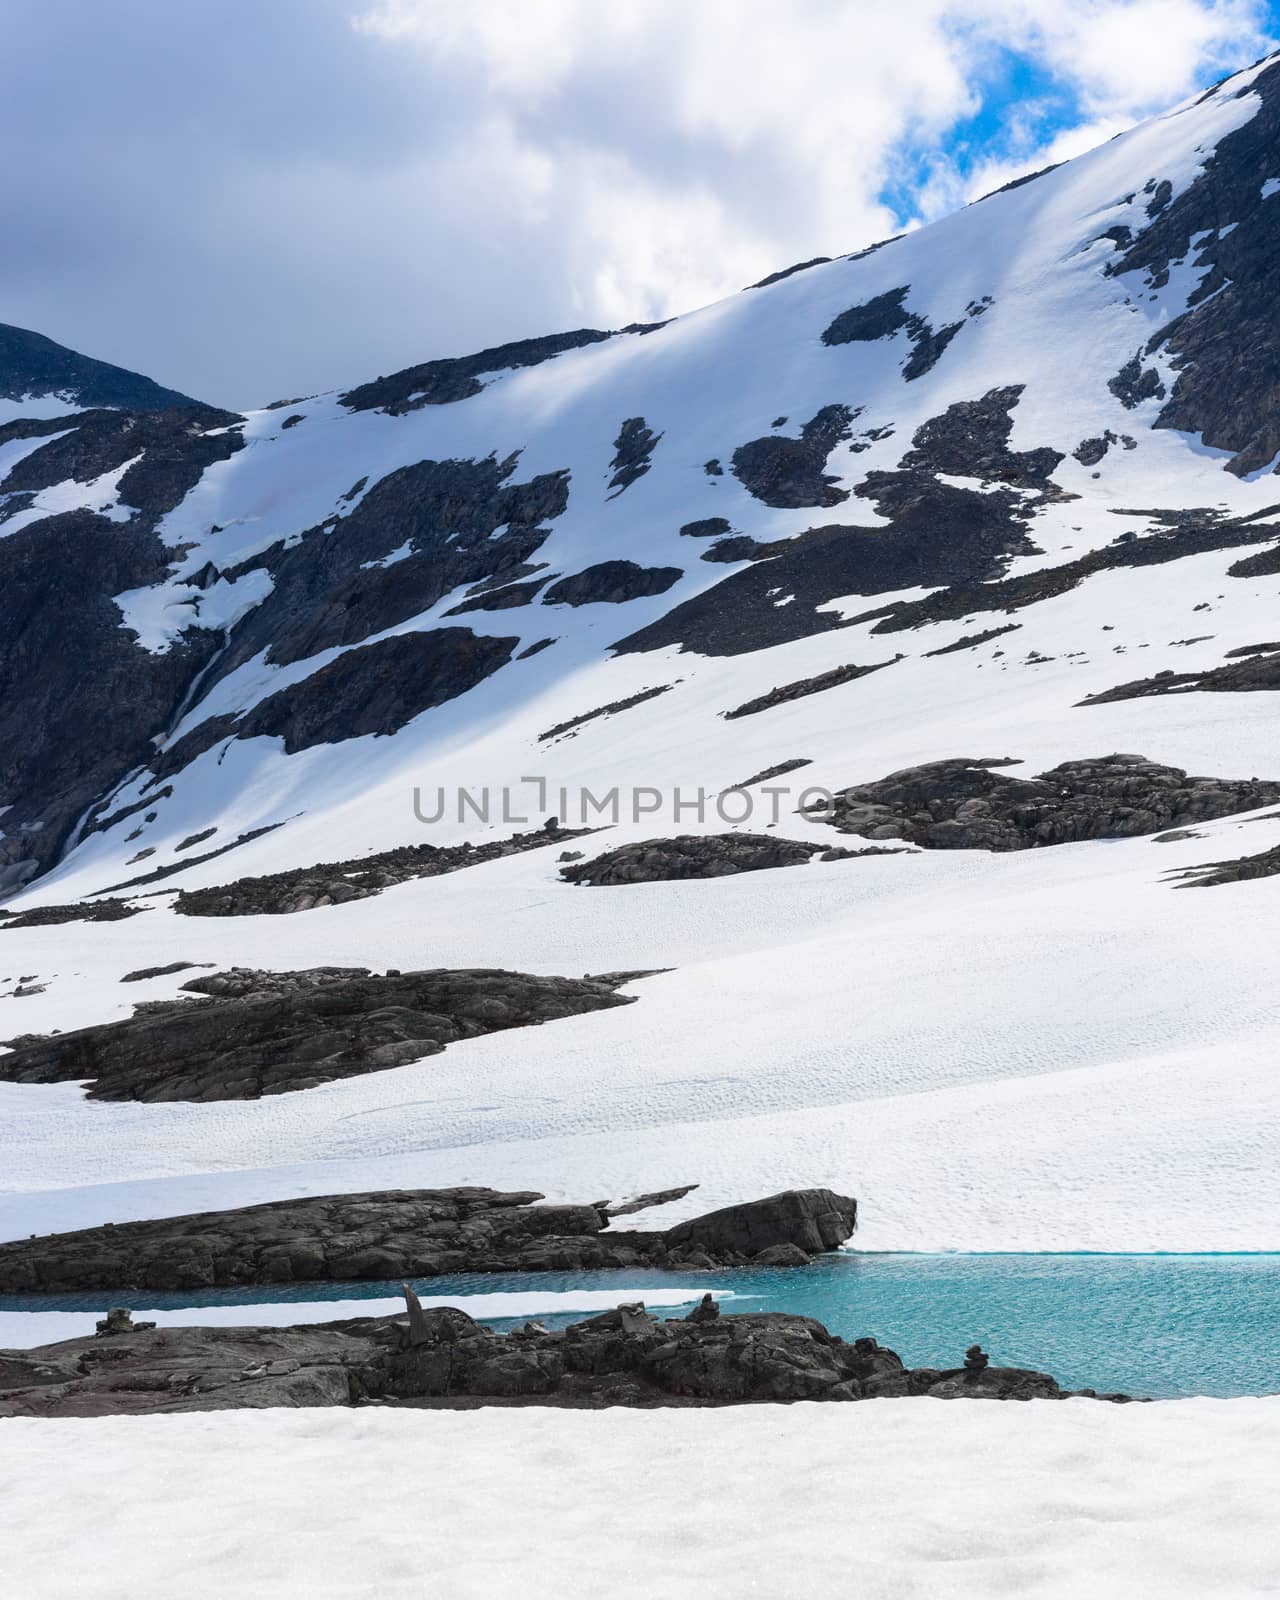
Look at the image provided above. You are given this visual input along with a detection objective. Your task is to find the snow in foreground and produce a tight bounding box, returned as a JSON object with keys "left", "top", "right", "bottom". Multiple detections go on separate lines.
{"left": 2, "top": 1400, "right": 1277, "bottom": 1599}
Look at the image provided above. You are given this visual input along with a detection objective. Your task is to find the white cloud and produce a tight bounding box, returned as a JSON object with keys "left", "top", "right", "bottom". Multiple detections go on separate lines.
{"left": 0, "top": 0, "right": 1271, "bottom": 406}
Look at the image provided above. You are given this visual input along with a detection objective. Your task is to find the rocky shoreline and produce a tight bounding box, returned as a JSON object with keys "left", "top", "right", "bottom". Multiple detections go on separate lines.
{"left": 0, "top": 1188, "right": 859, "bottom": 1294}
{"left": 0, "top": 1296, "right": 1138, "bottom": 1418}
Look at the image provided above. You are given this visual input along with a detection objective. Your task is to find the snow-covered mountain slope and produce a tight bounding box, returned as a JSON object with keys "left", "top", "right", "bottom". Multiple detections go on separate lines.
{"left": 4, "top": 53, "right": 1280, "bottom": 1251}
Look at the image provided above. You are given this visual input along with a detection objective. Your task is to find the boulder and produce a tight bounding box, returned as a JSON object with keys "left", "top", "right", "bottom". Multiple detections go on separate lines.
{"left": 664, "top": 1189, "right": 857, "bottom": 1257}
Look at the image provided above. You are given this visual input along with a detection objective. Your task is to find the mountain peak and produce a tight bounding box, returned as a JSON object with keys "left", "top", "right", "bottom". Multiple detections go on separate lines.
{"left": 0, "top": 321, "right": 200, "bottom": 413}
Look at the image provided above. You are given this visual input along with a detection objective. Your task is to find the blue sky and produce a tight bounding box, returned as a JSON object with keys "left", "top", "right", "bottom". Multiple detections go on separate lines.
{"left": 881, "top": 47, "right": 1078, "bottom": 216}
{"left": 1, "top": 0, "right": 1276, "bottom": 408}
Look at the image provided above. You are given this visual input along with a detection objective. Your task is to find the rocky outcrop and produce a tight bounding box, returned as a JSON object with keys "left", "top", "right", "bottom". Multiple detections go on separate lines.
{"left": 198, "top": 452, "right": 569, "bottom": 681}
{"left": 1, "top": 404, "right": 245, "bottom": 530}
{"left": 1109, "top": 55, "right": 1280, "bottom": 476}
{"left": 820, "top": 285, "right": 965, "bottom": 380}
{"left": 0, "top": 511, "right": 225, "bottom": 892}
{"left": 864, "top": 508, "right": 1280, "bottom": 638}
{"left": 1165, "top": 838, "right": 1280, "bottom": 887}
{"left": 664, "top": 1189, "right": 858, "bottom": 1257}
{"left": 0, "top": 1186, "right": 858, "bottom": 1294}
{"left": 0, "top": 899, "right": 143, "bottom": 931}
{"left": 1079, "top": 645, "right": 1280, "bottom": 704}
{"left": 542, "top": 561, "right": 682, "bottom": 607}
{"left": 0, "top": 1301, "right": 1130, "bottom": 1418}
{"left": 822, "top": 755, "right": 1280, "bottom": 849}
{"left": 923, "top": 624, "right": 1021, "bottom": 656}
{"left": 607, "top": 417, "right": 663, "bottom": 495}
{"left": 154, "top": 627, "right": 519, "bottom": 775}
{"left": 616, "top": 389, "right": 1059, "bottom": 658}
{"left": 0, "top": 966, "right": 637, "bottom": 1102}
{"left": 731, "top": 404, "right": 855, "bottom": 508}
{"left": 560, "top": 834, "right": 824, "bottom": 884}
{"left": 723, "top": 657, "right": 900, "bottom": 719}
{"left": 559, "top": 835, "right": 901, "bottom": 887}
{"left": 338, "top": 328, "right": 616, "bottom": 413}
{"left": 539, "top": 685, "right": 673, "bottom": 742}
{"left": 679, "top": 516, "right": 732, "bottom": 539}
{"left": 732, "top": 758, "right": 813, "bottom": 788}
{"left": 172, "top": 824, "right": 589, "bottom": 917}
{"left": 1072, "top": 431, "right": 1136, "bottom": 467}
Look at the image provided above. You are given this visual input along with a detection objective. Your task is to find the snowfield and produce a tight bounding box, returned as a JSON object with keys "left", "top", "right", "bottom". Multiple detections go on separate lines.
{"left": 5, "top": 55, "right": 1280, "bottom": 1259}
{"left": 3, "top": 1400, "right": 1278, "bottom": 1599}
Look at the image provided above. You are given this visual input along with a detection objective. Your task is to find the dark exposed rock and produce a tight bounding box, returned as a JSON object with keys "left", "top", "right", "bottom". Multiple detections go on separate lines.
{"left": 175, "top": 827, "right": 217, "bottom": 852}
{"left": 0, "top": 1303, "right": 1123, "bottom": 1417}
{"left": 973, "top": 162, "right": 1063, "bottom": 202}
{"left": 1166, "top": 839, "right": 1280, "bottom": 887}
{"left": 1228, "top": 543, "right": 1280, "bottom": 577}
{"left": 822, "top": 754, "right": 1280, "bottom": 849}
{"left": 97, "top": 1308, "right": 154, "bottom": 1337}
{"left": 1108, "top": 353, "right": 1167, "bottom": 409}
{"left": 120, "top": 961, "right": 206, "bottom": 983}
{"left": 730, "top": 404, "right": 855, "bottom": 508}
{"left": 902, "top": 320, "right": 964, "bottom": 380}
{"left": 0, "top": 510, "right": 225, "bottom": 891}
{"left": 539, "top": 684, "right": 674, "bottom": 742}
{"left": 698, "top": 534, "right": 773, "bottom": 563}
{"left": 686, "top": 1291, "right": 721, "bottom": 1321}
{"left": 924, "top": 624, "right": 1021, "bottom": 656}
{"left": 0, "top": 1322, "right": 386, "bottom": 1416}
{"left": 0, "top": 321, "right": 200, "bottom": 411}
{"left": 517, "top": 637, "right": 556, "bottom": 659}
{"left": 600, "top": 1184, "right": 701, "bottom": 1218}
{"left": 733, "top": 758, "right": 813, "bottom": 788}
{"left": 1, "top": 405, "right": 244, "bottom": 528}
{"left": 0, "top": 1186, "right": 857, "bottom": 1295}
{"left": 665, "top": 1189, "right": 857, "bottom": 1257}
{"left": 617, "top": 389, "right": 1058, "bottom": 658}
{"left": 560, "top": 834, "right": 830, "bottom": 885}
{"left": 607, "top": 417, "right": 663, "bottom": 495}
{"left": 156, "top": 628, "right": 519, "bottom": 774}
{"left": 444, "top": 577, "right": 549, "bottom": 614}
{"left": 750, "top": 257, "right": 832, "bottom": 289}
{"left": 1, "top": 899, "right": 143, "bottom": 930}
{"left": 1145, "top": 178, "right": 1174, "bottom": 218}
{"left": 543, "top": 561, "right": 681, "bottom": 607}
{"left": 82, "top": 785, "right": 174, "bottom": 841}
{"left": 863, "top": 511, "right": 1280, "bottom": 638}
{"left": 1073, "top": 431, "right": 1136, "bottom": 466}
{"left": 724, "top": 657, "right": 900, "bottom": 719}
{"left": 173, "top": 825, "right": 591, "bottom": 917}
{"left": 1078, "top": 645, "right": 1280, "bottom": 704}
{"left": 338, "top": 328, "right": 616, "bottom": 414}
{"left": 821, "top": 287, "right": 915, "bottom": 345}
{"left": 1108, "top": 57, "right": 1280, "bottom": 474}
{"left": 93, "top": 823, "right": 286, "bottom": 896}
{"left": 204, "top": 453, "right": 569, "bottom": 680}
{"left": 820, "top": 286, "right": 964, "bottom": 379}
{"left": 679, "top": 517, "right": 732, "bottom": 538}
{"left": 0, "top": 966, "right": 637, "bottom": 1102}
{"left": 867, "top": 384, "right": 1064, "bottom": 492}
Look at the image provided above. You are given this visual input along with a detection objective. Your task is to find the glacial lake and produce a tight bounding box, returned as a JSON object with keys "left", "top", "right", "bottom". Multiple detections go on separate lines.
{"left": 4, "top": 1252, "right": 1279, "bottom": 1400}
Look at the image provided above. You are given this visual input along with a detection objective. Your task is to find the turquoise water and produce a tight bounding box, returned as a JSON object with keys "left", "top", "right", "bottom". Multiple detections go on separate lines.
{"left": 5, "top": 1253, "right": 1279, "bottom": 1399}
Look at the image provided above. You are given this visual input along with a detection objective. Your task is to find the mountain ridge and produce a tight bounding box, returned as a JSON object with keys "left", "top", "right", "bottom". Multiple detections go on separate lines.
{"left": 3, "top": 50, "right": 1280, "bottom": 1257}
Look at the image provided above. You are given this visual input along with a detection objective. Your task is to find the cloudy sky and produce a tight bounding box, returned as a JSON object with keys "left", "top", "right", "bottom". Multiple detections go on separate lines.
{"left": 3, "top": 0, "right": 1275, "bottom": 410}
